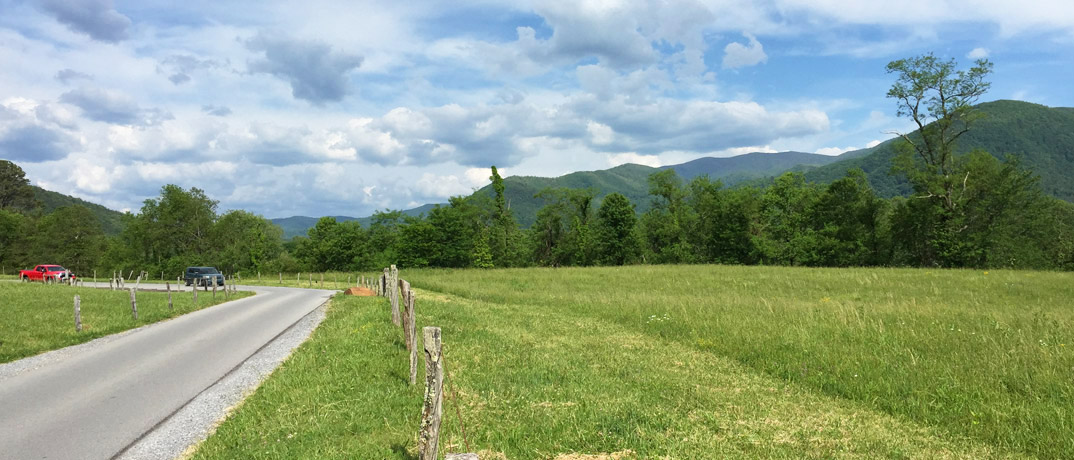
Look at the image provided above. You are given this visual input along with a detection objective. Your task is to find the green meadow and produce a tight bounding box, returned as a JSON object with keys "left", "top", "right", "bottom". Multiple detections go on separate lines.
{"left": 194, "top": 265, "right": 1072, "bottom": 459}
{"left": 0, "top": 282, "right": 252, "bottom": 363}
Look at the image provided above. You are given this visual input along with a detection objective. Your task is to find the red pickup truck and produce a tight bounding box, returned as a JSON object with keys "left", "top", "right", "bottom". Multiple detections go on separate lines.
{"left": 20, "top": 265, "right": 76, "bottom": 283}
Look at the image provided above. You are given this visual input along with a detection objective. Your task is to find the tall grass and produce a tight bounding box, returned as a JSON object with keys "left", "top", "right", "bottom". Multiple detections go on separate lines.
{"left": 193, "top": 265, "right": 1067, "bottom": 458}
{"left": 407, "top": 265, "right": 1073, "bottom": 458}
{"left": 0, "top": 283, "right": 252, "bottom": 363}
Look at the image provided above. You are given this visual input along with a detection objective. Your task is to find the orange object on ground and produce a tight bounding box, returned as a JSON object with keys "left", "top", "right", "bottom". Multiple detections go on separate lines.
{"left": 343, "top": 287, "right": 376, "bottom": 296}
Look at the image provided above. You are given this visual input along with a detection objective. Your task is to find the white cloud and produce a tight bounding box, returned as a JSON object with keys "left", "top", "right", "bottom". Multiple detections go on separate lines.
{"left": 607, "top": 152, "right": 662, "bottom": 167}
{"left": 722, "top": 33, "right": 768, "bottom": 69}
{"left": 865, "top": 139, "right": 882, "bottom": 148}
{"left": 967, "top": 47, "right": 990, "bottom": 59}
{"left": 815, "top": 146, "right": 856, "bottom": 156}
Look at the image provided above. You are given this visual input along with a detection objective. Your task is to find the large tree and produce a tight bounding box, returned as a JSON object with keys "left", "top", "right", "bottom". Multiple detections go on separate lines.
{"left": 0, "top": 160, "right": 37, "bottom": 212}
{"left": 886, "top": 53, "right": 993, "bottom": 212}
{"left": 593, "top": 192, "right": 640, "bottom": 265}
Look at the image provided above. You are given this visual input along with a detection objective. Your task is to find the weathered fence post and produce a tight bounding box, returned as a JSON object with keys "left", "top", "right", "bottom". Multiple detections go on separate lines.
{"left": 213, "top": 283, "right": 217, "bottom": 301}
{"left": 258, "top": 271, "right": 261, "bottom": 282}
{"left": 167, "top": 282, "right": 173, "bottom": 311}
{"left": 419, "top": 327, "right": 444, "bottom": 460}
{"left": 74, "top": 295, "right": 82, "bottom": 332}
{"left": 129, "top": 288, "right": 138, "bottom": 320}
{"left": 224, "top": 279, "right": 229, "bottom": 300}
{"left": 193, "top": 283, "right": 198, "bottom": 304}
{"left": 93, "top": 269, "right": 96, "bottom": 286}
{"left": 320, "top": 272, "right": 324, "bottom": 288}
{"left": 407, "top": 285, "right": 417, "bottom": 385}
{"left": 279, "top": 272, "right": 283, "bottom": 284}
{"left": 390, "top": 266, "right": 400, "bottom": 326}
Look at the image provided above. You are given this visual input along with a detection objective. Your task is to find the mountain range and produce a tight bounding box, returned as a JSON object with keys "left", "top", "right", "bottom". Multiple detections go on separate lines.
{"left": 20, "top": 100, "right": 1074, "bottom": 239}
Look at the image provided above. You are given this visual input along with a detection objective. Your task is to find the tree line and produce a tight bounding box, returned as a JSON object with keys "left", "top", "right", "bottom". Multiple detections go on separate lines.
{"left": 2, "top": 53, "right": 1072, "bottom": 275}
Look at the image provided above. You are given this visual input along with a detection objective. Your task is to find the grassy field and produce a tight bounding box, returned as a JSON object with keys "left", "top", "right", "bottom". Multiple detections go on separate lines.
{"left": 192, "top": 265, "right": 1073, "bottom": 459}
{"left": 0, "top": 282, "right": 252, "bottom": 363}
{"left": 222, "top": 271, "right": 377, "bottom": 290}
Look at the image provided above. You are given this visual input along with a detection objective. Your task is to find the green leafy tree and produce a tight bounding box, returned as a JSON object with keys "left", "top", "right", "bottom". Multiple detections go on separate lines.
{"left": 887, "top": 53, "right": 993, "bottom": 212}
{"left": 593, "top": 192, "right": 640, "bottom": 265}
{"left": 530, "top": 187, "right": 597, "bottom": 266}
{"left": 0, "top": 209, "right": 31, "bottom": 269}
{"left": 810, "top": 170, "right": 886, "bottom": 266}
{"left": 754, "top": 173, "right": 820, "bottom": 265}
{"left": 130, "top": 185, "right": 218, "bottom": 266}
{"left": 0, "top": 160, "right": 37, "bottom": 212}
{"left": 639, "top": 170, "right": 697, "bottom": 264}
{"left": 30, "top": 205, "right": 106, "bottom": 274}
{"left": 688, "top": 177, "right": 759, "bottom": 265}
{"left": 212, "top": 210, "right": 284, "bottom": 273}
{"left": 488, "top": 166, "right": 521, "bottom": 267}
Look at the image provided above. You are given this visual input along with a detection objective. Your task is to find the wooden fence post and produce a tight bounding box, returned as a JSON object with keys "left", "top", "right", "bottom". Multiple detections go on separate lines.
{"left": 193, "top": 283, "right": 198, "bottom": 304}
{"left": 309, "top": 273, "right": 313, "bottom": 288}
{"left": 213, "top": 283, "right": 217, "bottom": 301}
{"left": 407, "top": 286, "right": 417, "bottom": 385}
{"left": 419, "top": 327, "right": 444, "bottom": 460}
{"left": 129, "top": 288, "right": 138, "bottom": 320}
{"left": 93, "top": 269, "right": 96, "bottom": 286}
{"left": 279, "top": 272, "right": 283, "bottom": 284}
{"left": 167, "top": 282, "right": 173, "bottom": 311}
{"left": 390, "top": 266, "right": 400, "bottom": 326}
{"left": 74, "top": 295, "right": 82, "bottom": 332}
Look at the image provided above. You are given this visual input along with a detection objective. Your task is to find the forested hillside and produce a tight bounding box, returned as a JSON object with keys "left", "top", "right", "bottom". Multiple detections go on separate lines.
{"left": 805, "top": 100, "right": 1074, "bottom": 199}
{"left": 32, "top": 186, "right": 125, "bottom": 235}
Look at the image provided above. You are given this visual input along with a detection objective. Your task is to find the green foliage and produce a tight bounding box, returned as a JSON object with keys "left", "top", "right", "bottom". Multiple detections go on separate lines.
{"left": 30, "top": 205, "right": 107, "bottom": 274}
{"left": 593, "top": 192, "right": 640, "bottom": 265}
{"left": 0, "top": 160, "right": 36, "bottom": 212}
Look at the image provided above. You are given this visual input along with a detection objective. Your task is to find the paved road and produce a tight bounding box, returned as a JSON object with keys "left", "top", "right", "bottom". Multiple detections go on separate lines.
{"left": 0, "top": 283, "right": 335, "bottom": 460}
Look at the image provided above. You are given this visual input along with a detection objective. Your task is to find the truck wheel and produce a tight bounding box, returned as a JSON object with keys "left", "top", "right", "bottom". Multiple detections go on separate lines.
{"left": 21, "top": 276, "right": 28, "bottom": 283}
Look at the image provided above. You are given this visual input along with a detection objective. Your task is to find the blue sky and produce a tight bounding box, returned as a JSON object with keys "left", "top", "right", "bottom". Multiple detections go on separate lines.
{"left": 1, "top": 0, "right": 1072, "bottom": 218}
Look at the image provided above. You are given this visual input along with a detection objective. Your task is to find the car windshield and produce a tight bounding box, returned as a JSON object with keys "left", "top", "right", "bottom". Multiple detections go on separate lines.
{"left": 203, "top": 268, "right": 220, "bottom": 274}
{"left": 47, "top": 266, "right": 66, "bottom": 271}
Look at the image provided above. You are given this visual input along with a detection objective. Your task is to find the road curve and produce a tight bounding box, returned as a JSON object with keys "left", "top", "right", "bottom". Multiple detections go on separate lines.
{"left": 0, "top": 283, "right": 335, "bottom": 460}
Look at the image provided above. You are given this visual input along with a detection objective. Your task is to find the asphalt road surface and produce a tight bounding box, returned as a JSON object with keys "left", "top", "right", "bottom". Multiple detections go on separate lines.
{"left": 0, "top": 283, "right": 334, "bottom": 460}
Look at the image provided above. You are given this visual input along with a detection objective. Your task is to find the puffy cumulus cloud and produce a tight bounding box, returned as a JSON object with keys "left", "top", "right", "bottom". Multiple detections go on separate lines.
{"left": 967, "top": 47, "right": 990, "bottom": 59}
{"left": 566, "top": 95, "right": 829, "bottom": 154}
{"left": 245, "top": 33, "right": 364, "bottom": 104}
{"left": 430, "top": 0, "right": 715, "bottom": 76}
{"left": 38, "top": 0, "right": 132, "bottom": 43}
{"left": 464, "top": 167, "right": 494, "bottom": 188}
{"left": 59, "top": 87, "right": 173, "bottom": 126}
{"left": 723, "top": 33, "right": 767, "bottom": 69}
{"left": 865, "top": 139, "right": 882, "bottom": 148}
{"left": 0, "top": 99, "right": 79, "bottom": 162}
{"left": 607, "top": 152, "right": 661, "bottom": 167}
{"left": 414, "top": 173, "right": 476, "bottom": 200}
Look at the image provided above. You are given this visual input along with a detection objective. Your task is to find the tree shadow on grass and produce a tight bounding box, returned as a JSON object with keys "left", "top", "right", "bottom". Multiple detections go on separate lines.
{"left": 390, "top": 442, "right": 418, "bottom": 460}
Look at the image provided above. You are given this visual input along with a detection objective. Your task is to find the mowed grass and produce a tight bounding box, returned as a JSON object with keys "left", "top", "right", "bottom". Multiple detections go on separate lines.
{"left": 192, "top": 265, "right": 1072, "bottom": 459}
{"left": 0, "top": 282, "right": 252, "bottom": 363}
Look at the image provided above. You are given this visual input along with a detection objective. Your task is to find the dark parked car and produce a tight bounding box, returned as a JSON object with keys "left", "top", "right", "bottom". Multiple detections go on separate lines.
{"left": 184, "top": 266, "right": 225, "bottom": 286}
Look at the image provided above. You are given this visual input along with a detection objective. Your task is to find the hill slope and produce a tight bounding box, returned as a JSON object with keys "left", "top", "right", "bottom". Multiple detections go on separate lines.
{"left": 32, "top": 186, "right": 125, "bottom": 235}
{"left": 805, "top": 100, "right": 1074, "bottom": 199}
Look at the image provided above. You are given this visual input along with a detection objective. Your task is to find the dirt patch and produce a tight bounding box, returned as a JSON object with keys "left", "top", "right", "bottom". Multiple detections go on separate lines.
{"left": 343, "top": 287, "right": 376, "bottom": 296}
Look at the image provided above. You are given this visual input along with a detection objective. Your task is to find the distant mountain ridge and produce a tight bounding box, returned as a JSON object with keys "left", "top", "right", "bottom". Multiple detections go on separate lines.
{"left": 273, "top": 150, "right": 849, "bottom": 234}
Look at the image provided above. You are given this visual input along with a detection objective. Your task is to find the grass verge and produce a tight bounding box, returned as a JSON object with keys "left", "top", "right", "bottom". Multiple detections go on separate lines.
{"left": 192, "top": 265, "right": 1042, "bottom": 459}
{"left": 0, "top": 282, "right": 252, "bottom": 363}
